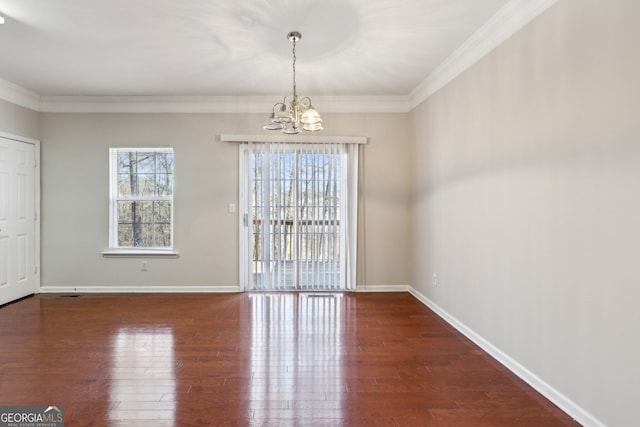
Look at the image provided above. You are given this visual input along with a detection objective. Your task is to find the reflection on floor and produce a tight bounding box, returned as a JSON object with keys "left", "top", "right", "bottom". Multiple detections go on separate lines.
{"left": 110, "top": 328, "right": 175, "bottom": 424}
{"left": 249, "top": 293, "right": 350, "bottom": 420}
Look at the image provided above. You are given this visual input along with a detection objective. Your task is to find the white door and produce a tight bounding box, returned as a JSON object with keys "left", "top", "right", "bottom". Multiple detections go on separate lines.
{"left": 0, "top": 137, "right": 36, "bottom": 305}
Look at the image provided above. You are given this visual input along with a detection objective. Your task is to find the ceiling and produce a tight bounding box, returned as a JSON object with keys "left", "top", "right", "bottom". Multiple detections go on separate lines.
{"left": 0, "top": 0, "right": 512, "bottom": 101}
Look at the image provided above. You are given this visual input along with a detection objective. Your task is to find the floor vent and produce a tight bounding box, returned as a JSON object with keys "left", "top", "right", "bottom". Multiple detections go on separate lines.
{"left": 306, "top": 294, "right": 337, "bottom": 298}
{"left": 57, "top": 294, "right": 81, "bottom": 299}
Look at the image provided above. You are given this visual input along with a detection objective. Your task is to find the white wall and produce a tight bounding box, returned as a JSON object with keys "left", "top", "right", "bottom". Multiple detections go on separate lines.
{"left": 39, "top": 112, "right": 411, "bottom": 291}
{"left": 410, "top": 0, "right": 640, "bottom": 425}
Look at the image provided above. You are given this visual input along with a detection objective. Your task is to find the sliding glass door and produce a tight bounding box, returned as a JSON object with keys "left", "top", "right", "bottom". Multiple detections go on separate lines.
{"left": 239, "top": 142, "right": 358, "bottom": 291}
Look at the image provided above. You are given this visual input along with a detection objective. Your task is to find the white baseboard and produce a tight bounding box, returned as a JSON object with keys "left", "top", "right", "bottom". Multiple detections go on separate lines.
{"left": 38, "top": 284, "right": 409, "bottom": 294}
{"left": 408, "top": 286, "right": 604, "bottom": 427}
{"left": 356, "top": 284, "right": 410, "bottom": 292}
{"left": 38, "top": 285, "right": 242, "bottom": 294}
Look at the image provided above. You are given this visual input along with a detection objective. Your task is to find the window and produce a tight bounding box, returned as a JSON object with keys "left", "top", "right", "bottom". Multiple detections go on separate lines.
{"left": 108, "top": 148, "right": 174, "bottom": 251}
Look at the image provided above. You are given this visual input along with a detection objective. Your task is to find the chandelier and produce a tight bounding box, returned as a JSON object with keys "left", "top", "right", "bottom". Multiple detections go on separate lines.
{"left": 263, "top": 31, "right": 323, "bottom": 134}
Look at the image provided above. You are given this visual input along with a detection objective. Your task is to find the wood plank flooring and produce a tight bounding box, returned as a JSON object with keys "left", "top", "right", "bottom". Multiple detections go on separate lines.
{"left": 0, "top": 292, "right": 579, "bottom": 426}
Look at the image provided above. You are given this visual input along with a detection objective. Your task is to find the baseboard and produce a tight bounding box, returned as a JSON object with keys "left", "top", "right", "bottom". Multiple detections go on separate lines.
{"left": 408, "top": 286, "right": 604, "bottom": 427}
{"left": 38, "top": 285, "right": 243, "bottom": 294}
{"left": 356, "top": 284, "right": 410, "bottom": 292}
{"left": 38, "top": 284, "right": 409, "bottom": 294}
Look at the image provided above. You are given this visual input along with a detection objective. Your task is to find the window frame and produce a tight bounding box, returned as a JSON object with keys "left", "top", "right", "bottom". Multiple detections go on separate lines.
{"left": 103, "top": 147, "right": 178, "bottom": 258}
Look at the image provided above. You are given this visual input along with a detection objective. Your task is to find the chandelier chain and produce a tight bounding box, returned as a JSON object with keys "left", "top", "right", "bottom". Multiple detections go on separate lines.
{"left": 292, "top": 38, "right": 297, "bottom": 100}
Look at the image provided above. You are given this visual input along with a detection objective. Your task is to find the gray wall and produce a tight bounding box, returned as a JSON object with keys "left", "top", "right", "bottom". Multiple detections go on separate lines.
{"left": 0, "top": 99, "right": 40, "bottom": 140}
{"left": 410, "top": 1, "right": 639, "bottom": 425}
{"left": 39, "top": 112, "right": 412, "bottom": 290}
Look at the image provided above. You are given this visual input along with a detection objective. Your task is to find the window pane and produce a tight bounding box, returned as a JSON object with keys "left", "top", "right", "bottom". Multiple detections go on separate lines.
{"left": 138, "top": 201, "right": 154, "bottom": 223}
{"left": 139, "top": 224, "right": 154, "bottom": 247}
{"left": 155, "top": 201, "right": 172, "bottom": 222}
{"left": 137, "top": 174, "right": 156, "bottom": 196}
{"left": 136, "top": 152, "right": 156, "bottom": 173}
{"left": 156, "top": 174, "right": 173, "bottom": 196}
{"left": 118, "top": 152, "right": 134, "bottom": 174}
{"left": 155, "top": 224, "right": 171, "bottom": 246}
{"left": 156, "top": 152, "right": 173, "bottom": 174}
{"left": 118, "top": 224, "right": 133, "bottom": 247}
{"left": 128, "top": 175, "right": 142, "bottom": 197}
{"left": 118, "top": 201, "right": 134, "bottom": 223}
{"left": 118, "top": 174, "right": 132, "bottom": 196}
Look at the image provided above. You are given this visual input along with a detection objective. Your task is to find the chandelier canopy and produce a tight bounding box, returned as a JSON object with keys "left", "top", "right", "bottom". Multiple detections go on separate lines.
{"left": 263, "top": 31, "right": 323, "bottom": 134}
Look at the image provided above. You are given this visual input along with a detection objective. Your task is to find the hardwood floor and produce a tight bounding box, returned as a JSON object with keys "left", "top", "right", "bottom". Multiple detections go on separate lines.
{"left": 0, "top": 292, "right": 579, "bottom": 426}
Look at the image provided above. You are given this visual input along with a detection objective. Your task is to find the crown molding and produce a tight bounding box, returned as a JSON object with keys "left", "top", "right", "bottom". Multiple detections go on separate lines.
{"left": 0, "top": 77, "right": 42, "bottom": 111}
{"left": 311, "top": 96, "right": 411, "bottom": 113}
{"left": 409, "top": 0, "right": 560, "bottom": 109}
{"left": 36, "top": 94, "right": 411, "bottom": 114}
{"left": 40, "top": 95, "right": 282, "bottom": 114}
{"left": 0, "top": 77, "right": 410, "bottom": 113}
{"left": 0, "top": 0, "right": 559, "bottom": 114}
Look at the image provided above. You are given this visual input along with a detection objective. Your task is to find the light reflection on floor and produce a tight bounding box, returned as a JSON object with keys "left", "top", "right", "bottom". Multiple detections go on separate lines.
{"left": 249, "top": 293, "right": 352, "bottom": 421}
{"left": 109, "top": 327, "right": 176, "bottom": 425}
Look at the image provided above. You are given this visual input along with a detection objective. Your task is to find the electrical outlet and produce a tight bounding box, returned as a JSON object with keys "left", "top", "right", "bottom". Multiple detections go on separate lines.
{"left": 141, "top": 261, "right": 148, "bottom": 271}
{"left": 432, "top": 273, "right": 438, "bottom": 287}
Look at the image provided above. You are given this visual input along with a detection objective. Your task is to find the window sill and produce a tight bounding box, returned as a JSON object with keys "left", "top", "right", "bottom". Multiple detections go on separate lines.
{"left": 102, "top": 249, "right": 179, "bottom": 259}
